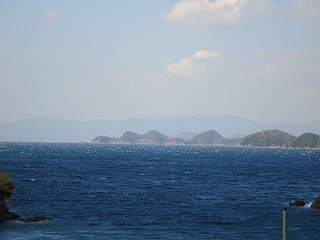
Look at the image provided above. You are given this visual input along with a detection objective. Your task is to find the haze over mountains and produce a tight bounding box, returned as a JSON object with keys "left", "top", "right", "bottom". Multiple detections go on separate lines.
{"left": 0, "top": 115, "right": 320, "bottom": 143}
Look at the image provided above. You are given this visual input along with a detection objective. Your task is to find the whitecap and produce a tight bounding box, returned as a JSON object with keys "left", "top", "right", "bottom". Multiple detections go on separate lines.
{"left": 304, "top": 202, "right": 312, "bottom": 208}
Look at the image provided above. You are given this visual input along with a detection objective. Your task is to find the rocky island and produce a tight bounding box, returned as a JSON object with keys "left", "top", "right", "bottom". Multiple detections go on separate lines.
{"left": 91, "top": 129, "right": 320, "bottom": 149}
{"left": 0, "top": 172, "right": 54, "bottom": 224}
{"left": 240, "top": 130, "right": 320, "bottom": 149}
{"left": 91, "top": 129, "right": 242, "bottom": 146}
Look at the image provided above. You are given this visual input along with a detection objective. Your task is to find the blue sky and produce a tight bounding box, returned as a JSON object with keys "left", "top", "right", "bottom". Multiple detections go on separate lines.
{"left": 0, "top": 0, "right": 319, "bottom": 122}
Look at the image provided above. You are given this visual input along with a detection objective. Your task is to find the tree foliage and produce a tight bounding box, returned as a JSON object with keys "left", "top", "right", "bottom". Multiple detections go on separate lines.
{"left": 240, "top": 129, "right": 295, "bottom": 147}
{"left": 0, "top": 173, "right": 16, "bottom": 199}
{"left": 291, "top": 133, "right": 320, "bottom": 149}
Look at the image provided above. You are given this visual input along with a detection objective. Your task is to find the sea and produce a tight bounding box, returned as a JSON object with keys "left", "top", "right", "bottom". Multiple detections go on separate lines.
{"left": 0, "top": 142, "right": 319, "bottom": 240}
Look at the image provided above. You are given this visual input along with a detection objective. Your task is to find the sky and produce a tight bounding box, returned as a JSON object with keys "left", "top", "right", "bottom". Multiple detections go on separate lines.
{"left": 0, "top": 0, "right": 320, "bottom": 123}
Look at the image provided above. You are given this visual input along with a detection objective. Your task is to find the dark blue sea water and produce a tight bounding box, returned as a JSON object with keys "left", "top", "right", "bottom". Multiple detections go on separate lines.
{"left": 0, "top": 142, "right": 319, "bottom": 239}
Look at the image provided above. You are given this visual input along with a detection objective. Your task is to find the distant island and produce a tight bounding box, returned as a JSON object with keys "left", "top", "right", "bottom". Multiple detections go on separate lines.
{"left": 91, "top": 129, "right": 320, "bottom": 149}
{"left": 240, "top": 130, "right": 320, "bottom": 149}
{"left": 91, "top": 130, "right": 241, "bottom": 145}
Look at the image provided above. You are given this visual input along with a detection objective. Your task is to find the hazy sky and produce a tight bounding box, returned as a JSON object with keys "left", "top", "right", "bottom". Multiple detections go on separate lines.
{"left": 1, "top": 0, "right": 319, "bottom": 122}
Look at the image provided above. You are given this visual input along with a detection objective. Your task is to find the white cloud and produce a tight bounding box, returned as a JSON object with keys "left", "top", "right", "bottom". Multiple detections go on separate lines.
{"left": 164, "top": 0, "right": 248, "bottom": 26}
{"left": 248, "top": 0, "right": 280, "bottom": 13}
{"left": 164, "top": 0, "right": 320, "bottom": 27}
{"left": 166, "top": 50, "right": 221, "bottom": 78}
{"left": 293, "top": 0, "right": 320, "bottom": 20}
{"left": 43, "top": 9, "right": 59, "bottom": 21}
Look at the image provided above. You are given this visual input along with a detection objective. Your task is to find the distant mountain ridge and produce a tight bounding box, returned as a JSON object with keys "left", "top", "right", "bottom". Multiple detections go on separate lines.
{"left": 1, "top": 115, "right": 320, "bottom": 142}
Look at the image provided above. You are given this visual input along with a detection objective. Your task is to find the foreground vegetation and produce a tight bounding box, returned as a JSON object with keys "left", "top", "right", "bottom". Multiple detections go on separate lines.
{"left": 0, "top": 172, "right": 15, "bottom": 206}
